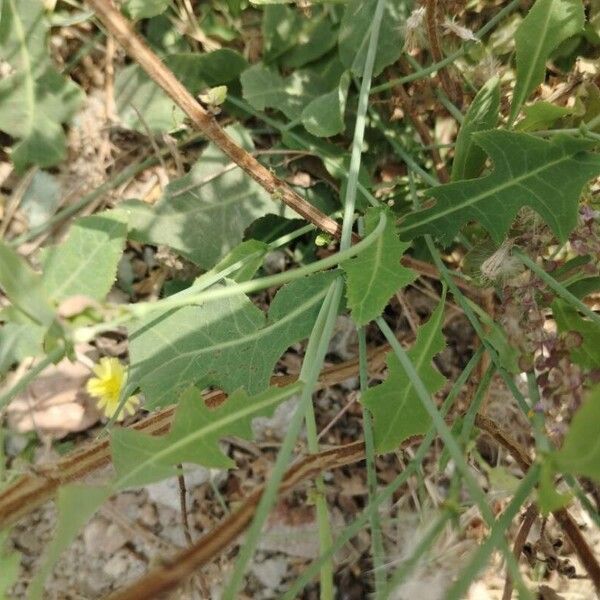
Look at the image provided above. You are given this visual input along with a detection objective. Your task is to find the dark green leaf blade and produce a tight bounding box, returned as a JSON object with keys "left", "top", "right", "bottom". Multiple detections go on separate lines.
{"left": 451, "top": 77, "right": 500, "bottom": 181}
{"left": 510, "top": 0, "right": 585, "bottom": 123}
{"left": 401, "top": 132, "right": 600, "bottom": 244}
{"left": 112, "top": 383, "right": 301, "bottom": 488}
{"left": 361, "top": 295, "right": 446, "bottom": 453}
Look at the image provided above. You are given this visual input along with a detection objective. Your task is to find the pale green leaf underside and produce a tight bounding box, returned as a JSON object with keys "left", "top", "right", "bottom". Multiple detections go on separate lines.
{"left": 401, "top": 131, "right": 600, "bottom": 244}
{"left": 342, "top": 207, "right": 415, "bottom": 325}
{"left": 553, "top": 385, "right": 600, "bottom": 482}
{"left": 0, "top": 0, "right": 83, "bottom": 170}
{"left": 42, "top": 213, "right": 127, "bottom": 302}
{"left": 122, "top": 125, "right": 293, "bottom": 270}
{"left": 361, "top": 295, "right": 446, "bottom": 453}
{"left": 129, "top": 271, "right": 336, "bottom": 407}
{"left": 510, "top": 0, "right": 584, "bottom": 122}
{"left": 112, "top": 383, "right": 301, "bottom": 489}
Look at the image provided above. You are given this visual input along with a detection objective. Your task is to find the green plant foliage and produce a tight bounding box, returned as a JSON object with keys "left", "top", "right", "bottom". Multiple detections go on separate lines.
{"left": 262, "top": 5, "right": 337, "bottom": 68}
{"left": 115, "top": 50, "right": 248, "bottom": 132}
{"left": 129, "top": 271, "right": 336, "bottom": 407}
{"left": 26, "top": 485, "right": 111, "bottom": 600}
{"left": 241, "top": 58, "right": 346, "bottom": 122}
{"left": 361, "top": 295, "right": 446, "bottom": 453}
{"left": 342, "top": 207, "right": 415, "bottom": 325}
{"left": 213, "top": 240, "right": 269, "bottom": 282}
{"left": 122, "top": 125, "right": 292, "bottom": 270}
{"left": 537, "top": 461, "right": 570, "bottom": 514}
{"left": 0, "top": 531, "right": 20, "bottom": 598}
{"left": 0, "top": 0, "right": 84, "bottom": 171}
{"left": 112, "top": 383, "right": 301, "bottom": 488}
{"left": 451, "top": 77, "right": 500, "bottom": 181}
{"left": 552, "top": 299, "right": 600, "bottom": 369}
{"left": 0, "top": 242, "right": 55, "bottom": 326}
{"left": 516, "top": 101, "right": 573, "bottom": 132}
{"left": 124, "top": 0, "right": 171, "bottom": 19}
{"left": 510, "top": 0, "right": 585, "bottom": 122}
{"left": 401, "top": 132, "right": 600, "bottom": 245}
{"left": 0, "top": 322, "right": 44, "bottom": 378}
{"left": 41, "top": 213, "right": 127, "bottom": 303}
{"left": 302, "top": 71, "right": 351, "bottom": 137}
{"left": 553, "top": 385, "right": 600, "bottom": 482}
{"left": 338, "top": 0, "right": 404, "bottom": 77}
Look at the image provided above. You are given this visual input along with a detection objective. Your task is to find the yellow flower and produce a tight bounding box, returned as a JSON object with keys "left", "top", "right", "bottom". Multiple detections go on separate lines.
{"left": 86, "top": 357, "right": 139, "bottom": 421}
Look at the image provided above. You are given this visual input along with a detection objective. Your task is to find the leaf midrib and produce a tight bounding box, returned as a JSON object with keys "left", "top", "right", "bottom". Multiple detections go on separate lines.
{"left": 401, "top": 149, "right": 572, "bottom": 234}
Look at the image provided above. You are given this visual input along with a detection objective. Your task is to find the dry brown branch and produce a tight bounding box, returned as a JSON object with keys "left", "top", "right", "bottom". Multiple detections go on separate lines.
{"left": 102, "top": 440, "right": 371, "bottom": 600}
{"left": 502, "top": 503, "right": 539, "bottom": 600}
{"left": 0, "top": 345, "right": 389, "bottom": 529}
{"left": 84, "top": 0, "right": 342, "bottom": 239}
{"left": 425, "top": 0, "right": 462, "bottom": 106}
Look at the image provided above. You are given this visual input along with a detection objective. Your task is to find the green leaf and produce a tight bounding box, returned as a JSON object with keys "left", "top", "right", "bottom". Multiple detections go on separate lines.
{"left": 451, "top": 77, "right": 500, "bottom": 181}
{"left": 342, "top": 207, "right": 416, "bottom": 325}
{"left": 361, "top": 294, "right": 446, "bottom": 453}
{"left": 262, "top": 6, "right": 337, "bottom": 68}
{"left": 338, "top": 0, "right": 405, "bottom": 77}
{"left": 26, "top": 485, "right": 111, "bottom": 600}
{"left": 112, "top": 383, "right": 301, "bottom": 488}
{"left": 0, "top": 322, "right": 45, "bottom": 377}
{"left": 121, "top": 125, "right": 293, "bottom": 270}
{"left": 301, "top": 71, "right": 350, "bottom": 138}
{"left": 510, "top": 0, "right": 585, "bottom": 122}
{"left": 400, "top": 131, "right": 600, "bottom": 245}
{"left": 0, "top": 0, "right": 84, "bottom": 171}
{"left": 212, "top": 240, "right": 269, "bottom": 282}
{"left": 124, "top": 0, "right": 170, "bottom": 19}
{"left": 0, "top": 531, "right": 20, "bottom": 598}
{"left": 553, "top": 385, "right": 600, "bottom": 482}
{"left": 115, "top": 50, "right": 248, "bottom": 132}
{"left": 537, "top": 461, "right": 570, "bottom": 514}
{"left": 0, "top": 242, "right": 54, "bottom": 326}
{"left": 552, "top": 299, "right": 600, "bottom": 369}
{"left": 516, "top": 101, "right": 573, "bottom": 132}
{"left": 129, "top": 271, "right": 336, "bottom": 407}
{"left": 241, "top": 59, "right": 345, "bottom": 121}
{"left": 41, "top": 213, "right": 127, "bottom": 303}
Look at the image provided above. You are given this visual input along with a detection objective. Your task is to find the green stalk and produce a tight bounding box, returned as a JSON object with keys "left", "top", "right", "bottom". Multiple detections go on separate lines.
{"left": 514, "top": 248, "right": 600, "bottom": 327}
{"left": 358, "top": 327, "right": 386, "bottom": 597}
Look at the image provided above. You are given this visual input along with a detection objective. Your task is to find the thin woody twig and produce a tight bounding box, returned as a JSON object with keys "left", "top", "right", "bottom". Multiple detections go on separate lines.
{"left": 502, "top": 503, "right": 539, "bottom": 600}
{"left": 85, "top": 0, "right": 342, "bottom": 239}
{"left": 425, "top": 0, "right": 462, "bottom": 106}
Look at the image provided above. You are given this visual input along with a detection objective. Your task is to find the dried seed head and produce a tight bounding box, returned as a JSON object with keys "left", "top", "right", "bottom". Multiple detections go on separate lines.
{"left": 403, "top": 7, "right": 426, "bottom": 52}
{"left": 480, "top": 240, "right": 522, "bottom": 284}
{"left": 442, "top": 18, "right": 478, "bottom": 42}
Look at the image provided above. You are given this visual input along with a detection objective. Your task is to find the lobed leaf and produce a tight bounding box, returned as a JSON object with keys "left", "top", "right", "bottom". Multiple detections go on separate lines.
{"left": 112, "top": 383, "right": 301, "bottom": 488}
{"left": 342, "top": 207, "right": 415, "bottom": 325}
{"left": 361, "top": 294, "right": 446, "bottom": 453}
{"left": 401, "top": 131, "right": 600, "bottom": 245}
{"left": 128, "top": 271, "right": 336, "bottom": 407}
